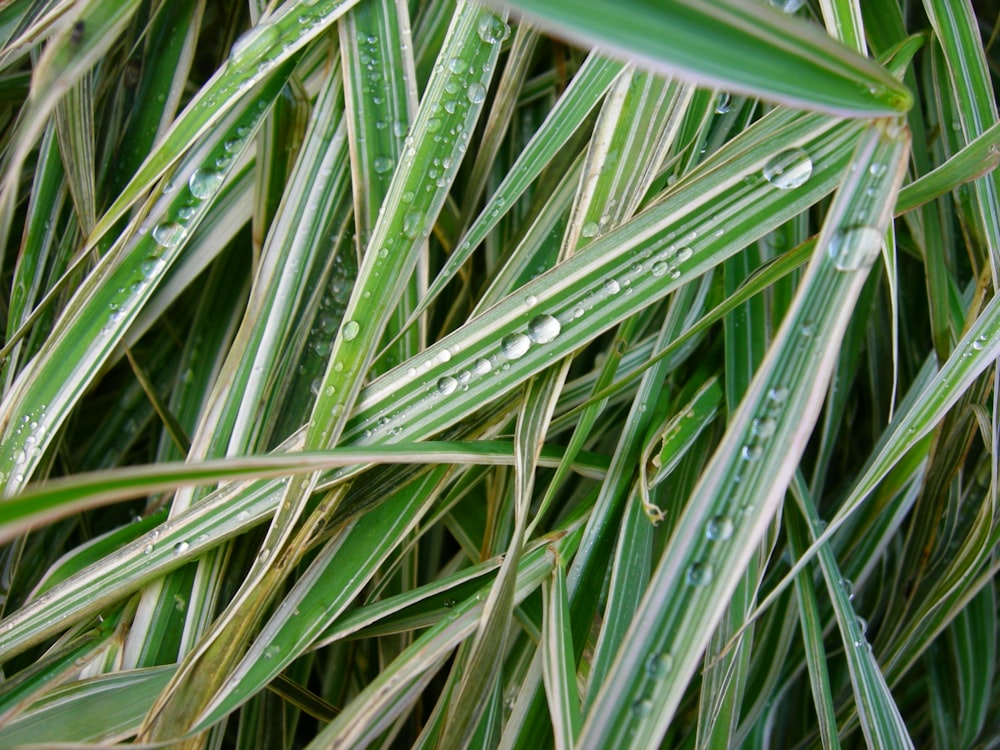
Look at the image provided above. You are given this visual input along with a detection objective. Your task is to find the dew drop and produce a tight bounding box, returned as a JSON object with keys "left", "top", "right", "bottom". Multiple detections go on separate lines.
{"left": 143, "top": 543, "right": 154, "bottom": 555}
{"left": 650, "top": 260, "right": 670, "bottom": 277}
{"left": 741, "top": 443, "right": 763, "bottom": 461}
{"left": 769, "top": 0, "right": 806, "bottom": 10}
{"left": 500, "top": 333, "right": 531, "bottom": 360}
{"left": 476, "top": 15, "right": 509, "bottom": 44}
{"left": 151, "top": 222, "right": 184, "bottom": 248}
{"left": 403, "top": 209, "right": 424, "bottom": 238}
{"left": 466, "top": 83, "right": 487, "bottom": 103}
{"left": 706, "top": 515, "right": 734, "bottom": 541}
{"left": 750, "top": 417, "right": 777, "bottom": 439}
{"left": 473, "top": 358, "right": 492, "bottom": 374}
{"left": 840, "top": 577, "right": 855, "bottom": 601}
{"left": 763, "top": 148, "right": 813, "bottom": 190}
{"left": 972, "top": 334, "right": 988, "bottom": 351}
{"left": 581, "top": 221, "right": 599, "bottom": 238}
{"left": 645, "top": 652, "right": 673, "bottom": 678}
{"left": 604, "top": 279, "right": 621, "bottom": 295}
{"left": 827, "top": 226, "right": 883, "bottom": 272}
{"left": 526, "top": 314, "right": 560, "bottom": 344}
{"left": 437, "top": 376, "right": 458, "bottom": 395}
{"left": 632, "top": 698, "right": 653, "bottom": 717}
{"left": 189, "top": 169, "right": 224, "bottom": 200}
{"left": 686, "top": 562, "right": 713, "bottom": 586}
{"left": 675, "top": 247, "right": 693, "bottom": 262}
{"left": 715, "top": 92, "right": 732, "bottom": 114}
{"left": 173, "top": 541, "right": 190, "bottom": 556}
{"left": 768, "top": 386, "right": 789, "bottom": 405}
{"left": 342, "top": 320, "right": 360, "bottom": 341}
{"left": 373, "top": 156, "right": 394, "bottom": 174}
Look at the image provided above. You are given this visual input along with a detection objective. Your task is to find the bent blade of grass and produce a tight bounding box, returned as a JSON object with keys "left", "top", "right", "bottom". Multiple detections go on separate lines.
{"left": 494, "top": 0, "right": 911, "bottom": 116}
{"left": 576, "top": 120, "right": 909, "bottom": 749}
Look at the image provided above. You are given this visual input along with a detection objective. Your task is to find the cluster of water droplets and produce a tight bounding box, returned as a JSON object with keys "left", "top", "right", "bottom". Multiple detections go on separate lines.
{"left": 304, "top": 248, "right": 357, "bottom": 396}
{"left": 3, "top": 405, "right": 48, "bottom": 485}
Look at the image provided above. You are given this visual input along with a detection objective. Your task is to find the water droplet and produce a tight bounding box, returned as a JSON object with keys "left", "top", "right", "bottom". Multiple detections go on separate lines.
{"left": 466, "top": 83, "right": 487, "bottom": 103}
{"left": 706, "top": 515, "right": 734, "bottom": 541}
{"left": 143, "top": 543, "right": 154, "bottom": 555}
{"left": 500, "top": 333, "right": 530, "bottom": 360}
{"left": 650, "top": 260, "right": 670, "bottom": 277}
{"left": 676, "top": 247, "right": 693, "bottom": 262}
{"left": 603, "top": 279, "right": 621, "bottom": 295}
{"left": 686, "top": 562, "right": 713, "bottom": 586}
{"left": 581, "top": 221, "right": 599, "bottom": 238}
{"left": 715, "top": 92, "right": 732, "bottom": 114}
{"left": 750, "top": 417, "right": 776, "bottom": 439}
{"left": 741, "top": 443, "right": 762, "bottom": 461}
{"left": 173, "top": 541, "right": 190, "bottom": 556}
{"left": 473, "top": 358, "right": 492, "bottom": 374}
{"left": 448, "top": 57, "right": 467, "bottom": 74}
{"left": 827, "top": 226, "right": 883, "bottom": 272}
{"left": 524, "top": 294, "right": 537, "bottom": 307}
{"left": 403, "top": 209, "right": 424, "bottom": 238}
{"left": 264, "top": 644, "right": 281, "bottom": 659}
{"left": 763, "top": 148, "right": 813, "bottom": 190}
{"left": 151, "top": 222, "right": 184, "bottom": 248}
{"left": 769, "top": 0, "right": 805, "bottom": 10}
{"left": 526, "top": 314, "right": 560, "bottom": 344}
{"left": 189, "top": 169, "right": 223, "bottom": 200}
{"left": 632, "top": 698, "right": 653, "bottom": 717}
{"left": 972, "top": 334, "right": 989, "bottom": 351}
{"left": 342, "top": 320, "right": 360, "bottom": 341}
{"left": 476, "top": 15, "right": 509, "bottom": 44}
{"left": 840, "top": 577, "right": 854, "bottom": 601}
{"left": 856, "top": 616, "right": 867, "bottom": 636}
{"left": 767, "top": 386, "right": 789, "bottom": 405}
{"left": 437, "top": 376, "right": 458, "bottom": 395}
{"left": 645, "top": 652, "right": 673, "bottom": 678}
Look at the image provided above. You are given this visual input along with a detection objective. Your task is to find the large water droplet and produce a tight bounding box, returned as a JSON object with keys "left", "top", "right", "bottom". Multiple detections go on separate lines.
{"left": 342, "top": 320, "right": 360, "bottom": 341}
{"left": 650, "top": 260, "right": 670, "bottom": 277}
{"left": 477, "top": 15, "right": 509, "bottom": 44}
{"left": 403, "top": 209, "right": 425, "bottom": 238}
{"left": 473, "top": 358, "right": 492, "bottom": 374}
{"left": 500, "top": 333, "right": 530, "bottom": 360}
{"left": 750, "top": 417, "right": 776, "bottom": 439}
{"left": 437, "top": 376, "right": 458, "bottom": 395}
{"left": 827, "top": 226, "right": 883, "bottom": 271}
{"left": 645, "top": 652, "right": 673, "bottom": 679}
{"left": 526, "top": 314, "right": 560, "bottom": 344}
{"left": 706, "top": 515, "right": 734, "bottom": 541}
{"left": 466, "top": 83, "right": 487, "bottom": 103}
{"left": 603, "top": 279, "right": 621, "bottom": 295}
{"left": 373, "top": 156, "right": 394, "bottom": 174}
{"left": 152, "top": 222, "right": 184, "bottom": 248}
{"left": 686, "top": 562, "right": 713, "bottom": 586}
{"left": 173, "top": 541, "right": 190, "bottom": 556}
{"left": 188, "top": 169, "right": 224, "bottom": 200}
{"left": 763, "top": 148, "right": 813, "bottom": 190}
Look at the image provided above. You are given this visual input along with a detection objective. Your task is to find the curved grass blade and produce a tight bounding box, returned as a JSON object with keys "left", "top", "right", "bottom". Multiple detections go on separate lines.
{"left": 575, "top": 120, "right": 909, "bottom": 749}
{"left": 495, "top": 0, "right": 911, "bottom": 116}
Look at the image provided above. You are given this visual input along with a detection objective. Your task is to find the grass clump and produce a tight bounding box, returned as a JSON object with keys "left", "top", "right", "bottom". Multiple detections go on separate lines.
{"left": 0, "top": 0, "right": 997, "bottom": 747}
